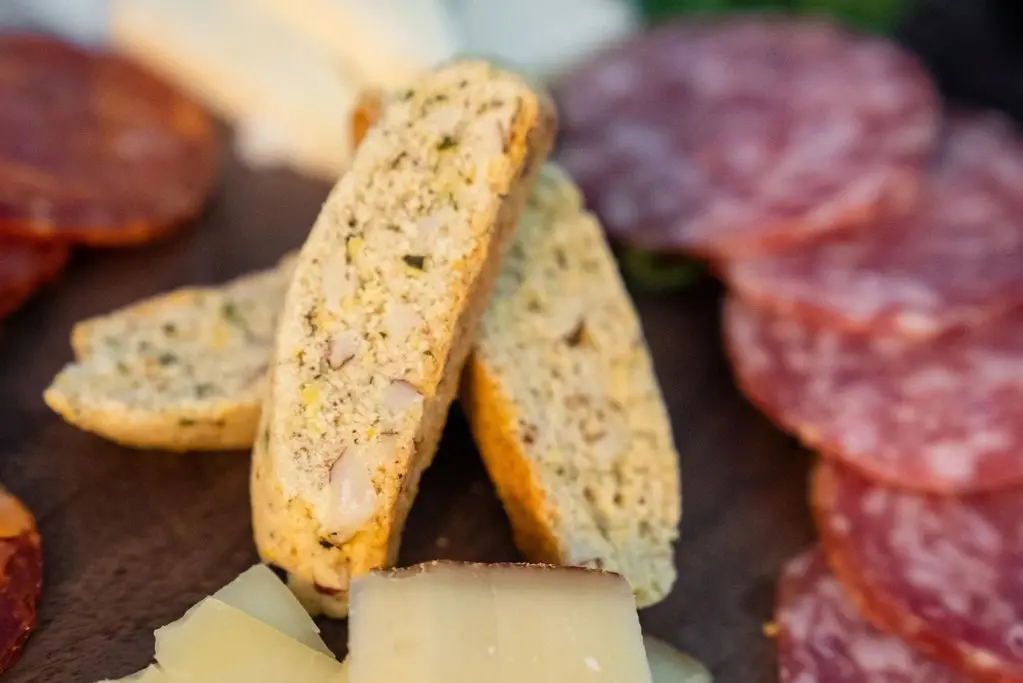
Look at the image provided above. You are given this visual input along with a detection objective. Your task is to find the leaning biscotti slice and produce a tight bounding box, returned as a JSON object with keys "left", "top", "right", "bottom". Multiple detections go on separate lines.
{"left": 44, "top": 253, "right": 296, "bottom": 452}
{"left": 252, "top": 60, "right": 556, "bottom": 617}
{"left": 461, "top": 164, "right": 681, "bottom": 607}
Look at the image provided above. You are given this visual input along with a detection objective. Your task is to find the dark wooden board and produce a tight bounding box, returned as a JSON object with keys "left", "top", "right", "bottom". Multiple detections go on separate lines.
{"left": 0, "top": 150, "right": 816, "bottom": 683}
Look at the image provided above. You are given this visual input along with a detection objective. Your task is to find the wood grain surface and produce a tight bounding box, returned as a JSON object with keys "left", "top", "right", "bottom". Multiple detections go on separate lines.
{"left": 0, "top": 150, "right": 816, "bottom": 683}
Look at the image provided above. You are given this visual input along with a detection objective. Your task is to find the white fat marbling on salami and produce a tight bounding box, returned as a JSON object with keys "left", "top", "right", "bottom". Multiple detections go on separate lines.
{"left": 814, "top": 462, "right": 1023, "bottom": 680}
{"left": 730, "top": 112, "right": 1023, "bottom": 338}
{"left": 777, "top": 549, "right": 964, "bottom": 683}
{"left": 724, "top": 295, "right": 1023, "bottom": 494}
{"left": 554, "top": 16, "right": 937, "bottom": 258}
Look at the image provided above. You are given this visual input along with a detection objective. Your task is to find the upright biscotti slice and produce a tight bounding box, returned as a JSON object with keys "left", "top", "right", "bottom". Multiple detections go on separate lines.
{"left": 461, "top": 165, "right": 681, "bottom": 606}
{"left": 44, "top": 254, "right": 296, "bottom": 452}
{"left": 252, "top": 60, "right": 556, "bottom": 616}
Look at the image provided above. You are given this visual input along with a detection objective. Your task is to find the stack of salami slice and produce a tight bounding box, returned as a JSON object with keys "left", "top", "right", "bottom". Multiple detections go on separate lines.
{"left": 555, "top": 15, "right": 1023, "bottom": 682}
{"left": 0, "top": 35, "right": 219, "bottom": 322}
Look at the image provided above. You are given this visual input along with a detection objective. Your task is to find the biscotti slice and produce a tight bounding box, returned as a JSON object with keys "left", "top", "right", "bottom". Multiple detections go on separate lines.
{"left": 44, "top": 254, "right": 296, "bottom": 452}
{"left": 252, "top": 60, "right": 556, "bottom": 617}
{"left": 461, "top": 164, "right": 681, "bottom": 607}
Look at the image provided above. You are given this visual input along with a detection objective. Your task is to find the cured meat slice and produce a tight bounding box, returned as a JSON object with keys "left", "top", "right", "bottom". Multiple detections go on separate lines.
{"left": 0, "top": 36, "right": 218, "bottom": 246}
{"left": 554, "top": 17, "right": 937, "bottom": 259}
{"left": 724, "top": 294, "right": 1023, "bottom": 494}
{"left": 0, "top": 237, "right": 68, "bottom": 319}
{"left": 0, "top": 486, "right": 42, "bottom": 675}
{"left": 729, "top": 111, "right": 1023, "bottom": 339}
{"left": 777, "top": 549, "right": 965, "bottom": 683}
{"left": 814, "top": 461, "right": 1023, "bottom": 682}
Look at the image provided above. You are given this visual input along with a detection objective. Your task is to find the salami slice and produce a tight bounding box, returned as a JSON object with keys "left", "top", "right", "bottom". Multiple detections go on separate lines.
{"left": 0, "top": 36, "right": 218, "bottom": 247}
{"left": 777, "top": 549, "right": 965, "bottom": 683}
{"left": 724, "top": 294, "right": 1023, "bottom": 494}
{"left": 0, "top": 486, "right": 42, "bottom": 675}
{"left": 728, "top": 111, "right": 1023, "bottom": 339}
{"left": 814, "top": 461, "right": 1023, "bottom": 682}
{"left": 554, "top": 17, "right": 937, "bottom": 259}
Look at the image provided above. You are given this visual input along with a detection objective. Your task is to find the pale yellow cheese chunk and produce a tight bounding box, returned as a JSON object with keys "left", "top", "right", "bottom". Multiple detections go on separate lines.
{"left": 348, "top": 562, "right": 652, "bottom": 683}
{"left": 644, "top": 636, "right": 713, "bottom": 683}
{"left": 213, "top": 564, "right": 331, "bottom": 655}
{"left": 155, "top": 598, "right": 346, "bottom": 683}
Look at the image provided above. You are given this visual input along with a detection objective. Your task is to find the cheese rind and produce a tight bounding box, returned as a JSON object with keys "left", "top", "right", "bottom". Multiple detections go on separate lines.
{"left": 155, "top": 598, "right": 345, "bottom": 682}
{"left": 348, "top": 562, "right": 652, "bottom": 683}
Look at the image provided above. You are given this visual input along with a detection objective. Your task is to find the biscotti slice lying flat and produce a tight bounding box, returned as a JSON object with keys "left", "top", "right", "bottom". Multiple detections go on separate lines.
{"left": 461, "top": 164, "right": 681, "bottom": 606}
{"left": 44, "top": 254, "right": 296, "bottom": 452}
{"left": 252, "top": 60, "right": 556, "bottom": 617}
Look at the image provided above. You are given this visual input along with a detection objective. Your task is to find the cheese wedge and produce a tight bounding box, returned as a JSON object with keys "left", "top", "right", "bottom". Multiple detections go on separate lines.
{"left": 252, "top": 60, "right": 556, "bottom": 617}
{"left": 644, "top": 636, "right": 713, "bottom": 683}
{"left": 252, "top": 0, "right": 459, "bottom": 89}
{"left": 348, "top": 561, "right": 652, "bottom": 683}
{"left": 212, "top": 564, "right": 330, "bottom": 655}
{"left": 155, "top": 598, "right": 346, "bottom": 682}
{"left": 111, "top": 0, "right": 360, "bottom": 181}
{"left": 94, "top": 563, "right": 340, "bottom": 683}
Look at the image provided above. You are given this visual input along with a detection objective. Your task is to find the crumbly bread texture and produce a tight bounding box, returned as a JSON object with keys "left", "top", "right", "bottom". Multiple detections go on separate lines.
{"left": 461, "top": 165, "right": 681, "bottom": 606}
{"left": 251, "top": 60, "right": 556, "bottom": 616}
{"left": 44, "top": 254, "right": 296, "bottom": 452}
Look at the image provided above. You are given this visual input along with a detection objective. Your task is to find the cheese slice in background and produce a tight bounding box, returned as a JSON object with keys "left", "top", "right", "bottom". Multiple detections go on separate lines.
{"left": 449, "top": 0, "right": 639, "bottom": 79}
{"left": 212, "top": 564, "right": 331, "bottom": 656}
{"left": 348, "top": 562, "right": 652, "bottom": 683}
{"left": 155, "top": 598, "right": 346, "bottom": 683}
{"left": 111, "top": 0, "right": 360, "bottom": 182}
{"left": 253, "top": 0, "right": 460, "bottom": 89}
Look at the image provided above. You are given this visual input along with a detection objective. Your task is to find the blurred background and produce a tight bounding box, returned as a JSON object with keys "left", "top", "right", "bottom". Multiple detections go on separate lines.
{"left": 1, "top": 0, "right": 1017, "bottom": 290}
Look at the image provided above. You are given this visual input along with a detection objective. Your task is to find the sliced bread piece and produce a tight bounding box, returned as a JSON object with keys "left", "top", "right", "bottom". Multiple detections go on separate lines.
{"left": 44, "top": 254, "right": 296, "bottom": 452}
{"left": 461, "top": 164, "right": 681, "bottom": 606}
{"left": 251, "top": 60, "right": 556, "bottom": 616}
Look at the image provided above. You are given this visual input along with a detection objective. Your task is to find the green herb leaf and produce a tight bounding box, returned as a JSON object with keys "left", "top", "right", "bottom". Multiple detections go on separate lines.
{"left": 639, "top": 0, "right": 906, "bottom": 31}
{"left": 791, "top": 0, "right": 906, "bottom": 32}
{"left": 639, "top": 0, "right": 792, "bottom": 23}
{"left": 618, "top": 248, "right": 706, "bottom": 293}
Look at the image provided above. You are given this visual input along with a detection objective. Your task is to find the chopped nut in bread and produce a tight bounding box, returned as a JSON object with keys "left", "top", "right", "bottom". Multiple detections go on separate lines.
{"left": 251, "top": 60, "right": 556, "bottom": 616}
{"left": 44, "top": 254, "right": 296, "bottom": 452}
{"left": 461, "top": 164, "right": 681, "bottom": 606}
